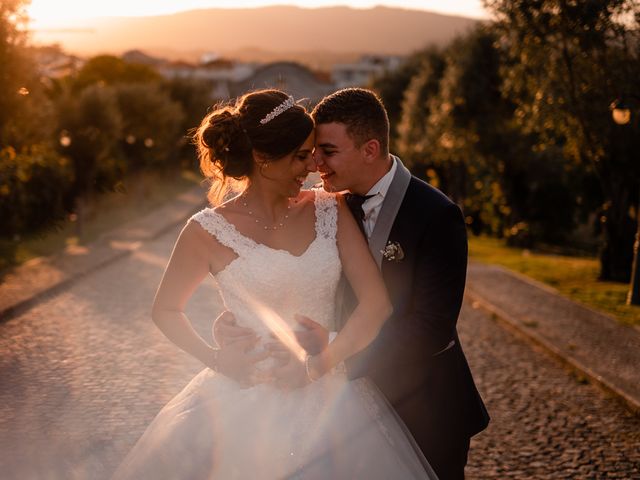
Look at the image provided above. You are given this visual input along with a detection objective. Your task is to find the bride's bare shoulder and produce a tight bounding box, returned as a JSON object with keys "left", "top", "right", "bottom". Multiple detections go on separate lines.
{"left": 183, "top": 211, "right": 230, "bottom": 254}
{"left": 182, "top": 216, "right": 216, "bottom": 246}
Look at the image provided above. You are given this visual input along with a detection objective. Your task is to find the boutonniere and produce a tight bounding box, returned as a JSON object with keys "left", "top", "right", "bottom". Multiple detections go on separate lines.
{"left": 381, "top": 241, "right": 404, "bottom": 262}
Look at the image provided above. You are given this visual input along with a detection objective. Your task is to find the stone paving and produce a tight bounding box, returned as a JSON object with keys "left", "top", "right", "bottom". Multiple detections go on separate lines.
{"left": 462, "top": 303, "right": 640, "bottom": 479}
{"left": 467, "top": 262, "right": 640, "bottom": 414}
{"left": 0, "top": 225, "right": 223, "bottom": 479}
{"left": 1, "top": 205, "right": 639, "bottom": 478}
{"left": 0, "top": 186, "right": 207, "bottom": 321}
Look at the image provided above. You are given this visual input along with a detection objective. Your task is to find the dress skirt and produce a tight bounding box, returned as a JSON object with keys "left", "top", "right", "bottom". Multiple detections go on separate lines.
{"left": 112, "top": 368, "right": 438, "bottom": 479}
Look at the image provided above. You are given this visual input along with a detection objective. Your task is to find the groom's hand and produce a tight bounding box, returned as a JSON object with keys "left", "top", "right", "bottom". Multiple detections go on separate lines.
{"left": 293, "top": 314, "right": 329, "bottom": 355}
{"left": 213, "top": 311, "right": 256, "bottom": 347}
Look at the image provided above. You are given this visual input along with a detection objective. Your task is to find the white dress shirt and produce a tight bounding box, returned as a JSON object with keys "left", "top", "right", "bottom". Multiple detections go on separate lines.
{"left": 361, "top": 158, "right": 397, "bottom": 238}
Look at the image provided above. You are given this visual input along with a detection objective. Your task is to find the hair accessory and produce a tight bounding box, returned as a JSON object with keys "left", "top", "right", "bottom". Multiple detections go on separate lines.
{"left": 259, "top": 96, "right": 296, "bottom": 125}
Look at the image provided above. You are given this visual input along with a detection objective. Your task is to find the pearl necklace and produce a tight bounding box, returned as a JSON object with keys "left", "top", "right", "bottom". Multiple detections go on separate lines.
{"left": 241, "top": 198, "right": 291, "bottom": 230}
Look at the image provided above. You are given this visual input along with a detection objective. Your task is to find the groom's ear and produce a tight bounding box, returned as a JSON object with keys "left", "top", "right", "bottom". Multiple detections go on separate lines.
{"left": 361, "top": 139, "right": 381, "bottom": 164}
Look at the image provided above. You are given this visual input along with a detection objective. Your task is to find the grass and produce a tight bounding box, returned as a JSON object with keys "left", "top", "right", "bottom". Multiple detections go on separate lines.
{"left": 469, "top": 235, "right": 640, "bottom": 326}
{"left": 0, "top": 168, "right": 201, "bottom": 273}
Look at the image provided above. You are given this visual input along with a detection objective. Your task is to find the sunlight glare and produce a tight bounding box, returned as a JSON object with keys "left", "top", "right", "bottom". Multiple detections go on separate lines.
{"left": 249, "top": 300, "right": 307, "bottom": 363}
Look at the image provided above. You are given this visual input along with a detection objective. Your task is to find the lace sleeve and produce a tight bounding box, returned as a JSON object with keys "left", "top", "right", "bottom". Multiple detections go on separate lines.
{"left": 191, "top": 208, "right": 255, "bottom": 257}
{"left": 313, "top": 190, "right": 338, "bottom": 241}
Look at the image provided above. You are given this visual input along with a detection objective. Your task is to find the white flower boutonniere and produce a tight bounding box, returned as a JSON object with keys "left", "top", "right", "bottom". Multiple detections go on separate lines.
{"left": 381, "top": 241, "right": 405, "bottom": 262}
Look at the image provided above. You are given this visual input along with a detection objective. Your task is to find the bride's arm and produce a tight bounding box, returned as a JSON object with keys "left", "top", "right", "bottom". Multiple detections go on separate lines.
{"left": 151, "top": 221, "right": 264, "bottom": 378}
{"left": 307, "top": 195, "right": 393, "bottom": 379}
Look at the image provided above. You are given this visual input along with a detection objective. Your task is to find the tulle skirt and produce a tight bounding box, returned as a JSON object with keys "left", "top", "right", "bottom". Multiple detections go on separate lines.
{"left": 111, "top": 368, "right": 437, "bottom": 479}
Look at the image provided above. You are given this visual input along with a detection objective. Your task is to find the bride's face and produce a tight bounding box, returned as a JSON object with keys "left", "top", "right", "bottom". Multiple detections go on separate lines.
{"left": 257, "top": 132, "right": 316, "bottom": 197}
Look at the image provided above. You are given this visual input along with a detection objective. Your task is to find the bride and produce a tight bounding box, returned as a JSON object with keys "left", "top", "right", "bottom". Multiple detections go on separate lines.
{"left": 112, "top": 89, "right": 437, "bottom": 479}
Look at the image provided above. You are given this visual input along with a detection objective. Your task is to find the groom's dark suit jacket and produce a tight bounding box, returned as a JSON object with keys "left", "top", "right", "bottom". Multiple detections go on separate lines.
{"left": 340, "top": 159, "right": 490, "bottom": 458}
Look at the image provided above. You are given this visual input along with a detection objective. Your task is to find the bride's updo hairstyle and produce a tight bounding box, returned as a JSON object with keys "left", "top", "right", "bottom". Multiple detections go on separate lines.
{"left": 194, "top": 89, "right": 314, "bottom": 204}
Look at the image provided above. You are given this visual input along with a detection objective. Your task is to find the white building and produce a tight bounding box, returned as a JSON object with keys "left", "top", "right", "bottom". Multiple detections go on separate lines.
{"left": 34, "top": 46, "right": 85, "bottom": 79}
{"left": 234, "top": 62, "right": 334, "bottom": 104}
{"left": 158, "top": 58, "right": 256, "bottom": 100}
{"left": 332, "top": 55, "right": 404, "bottom": 89}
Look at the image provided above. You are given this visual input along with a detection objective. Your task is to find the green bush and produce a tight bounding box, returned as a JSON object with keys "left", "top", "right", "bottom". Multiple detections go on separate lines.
{"left": 55, "top": 84, "right": 124, "bottom": 199}
{"left": 0, "top": 145, "right": 73, "bottom": 237}
{"left": 115, "top": 83, "right": 185, "bottom": 170}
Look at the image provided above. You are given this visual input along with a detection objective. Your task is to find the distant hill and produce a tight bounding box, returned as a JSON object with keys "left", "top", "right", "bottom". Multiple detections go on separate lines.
{"left": 33, "top": 6, "right": 479, "bottom": 66}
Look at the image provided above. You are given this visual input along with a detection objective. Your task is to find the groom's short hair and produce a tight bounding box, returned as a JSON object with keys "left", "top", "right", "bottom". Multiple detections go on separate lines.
{"left": 312, "top": 88, "right": 390, "bottom": 156}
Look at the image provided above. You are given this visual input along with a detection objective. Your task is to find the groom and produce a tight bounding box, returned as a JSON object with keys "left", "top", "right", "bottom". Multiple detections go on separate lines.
{"left": 308, "top": 88, "right": 489, "bottom": 479}
{"left": 215, "top": 88, "right": 489, "bottom": 479}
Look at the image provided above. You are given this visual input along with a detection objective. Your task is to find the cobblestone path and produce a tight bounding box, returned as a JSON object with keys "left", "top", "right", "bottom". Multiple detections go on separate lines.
{"left": 463, "top": 304, "right": 640, "bottom": 479}
{"left": 0, "top": 226, "right": 225, "bottom": 479}
{"left": 1, "top": 224, "right": 638, "bottom": 479}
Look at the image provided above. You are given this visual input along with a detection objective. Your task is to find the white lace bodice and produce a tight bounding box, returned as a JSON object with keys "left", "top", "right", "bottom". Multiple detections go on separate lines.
{"left": 191, "top": 190, "right": 342, "bottom": 338}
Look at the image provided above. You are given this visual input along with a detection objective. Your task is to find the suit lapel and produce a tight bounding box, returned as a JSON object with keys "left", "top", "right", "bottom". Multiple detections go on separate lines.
{"left": 336, "top": 156, "right": 411, "bottom": 329}
{"left": 368, "top": 156, "right": 412, "bottom": 268}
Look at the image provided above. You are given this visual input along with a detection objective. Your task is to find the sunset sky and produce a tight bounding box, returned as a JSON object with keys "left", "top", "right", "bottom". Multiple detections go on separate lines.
{"left": 28, "top": 0, "right": 489, "bottom": 28}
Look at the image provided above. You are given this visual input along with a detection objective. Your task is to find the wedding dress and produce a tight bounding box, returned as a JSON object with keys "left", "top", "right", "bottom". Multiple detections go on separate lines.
{"left": 112, "top": 190, "right": 437, "bottom": 479}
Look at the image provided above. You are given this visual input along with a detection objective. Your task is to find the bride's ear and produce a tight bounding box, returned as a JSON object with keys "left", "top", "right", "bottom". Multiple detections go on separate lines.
{"left": 252, "top": 149, "right": 270, "bottom": 170}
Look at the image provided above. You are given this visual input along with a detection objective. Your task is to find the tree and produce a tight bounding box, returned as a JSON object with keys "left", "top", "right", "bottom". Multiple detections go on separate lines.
{"left": 395, "top": 48, "right": 446, "bottom": 171}
{"left": 72, "top": 55, "right": 161, "bottom": 92}
{"left": 115, "top": 83, "right": 185, "bottom": 171}
{"left": 0, "top": 144, "right": 73, "bottom": 237}
{"left": 421, "top": 28, "right": 507, "bottom": 224}
{"left": 162, "top": 77, "right": 214, "bottom": 166}
{"left": 370, "top": 51, "right": 431, "bottom": 151}
{"left": 428, "top": 27, "right": 581, "bottom": 242}
{"left": 163, "top": 77, "right": 213, "bottom": 136}
{"left": 55, "top": 84, "right": 123, "bottom": 235}
{"left": 484, "top": 0, "right": 640, "bottom": 280}
{"left": 0, "top": 0, "right": 27, "bottom": 142}
{"left": 0, "top": 0, "right": 51, "bottom": 149}
{"left": 0, "top": 1, "right": 77, "bottom": 240}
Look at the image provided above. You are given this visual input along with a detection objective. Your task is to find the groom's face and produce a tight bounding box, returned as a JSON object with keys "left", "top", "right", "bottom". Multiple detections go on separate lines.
{"left": 314, "top": 122, "right": 366, "bottom": 194}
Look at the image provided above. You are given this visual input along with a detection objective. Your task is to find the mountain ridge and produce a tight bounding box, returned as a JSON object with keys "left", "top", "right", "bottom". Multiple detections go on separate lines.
{"left": 33, "top": 5, "right": 480, "bottom": 66}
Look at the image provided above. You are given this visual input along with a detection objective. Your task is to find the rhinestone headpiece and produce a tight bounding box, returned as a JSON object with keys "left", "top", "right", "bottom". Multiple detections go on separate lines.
{"left": 259, "top": 96, "right": 295, "bottom": 125}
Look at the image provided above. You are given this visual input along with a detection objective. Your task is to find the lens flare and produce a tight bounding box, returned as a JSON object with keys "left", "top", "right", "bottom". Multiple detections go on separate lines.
{"left": 244, "top": 297, "right": 307, "bottom": 362}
